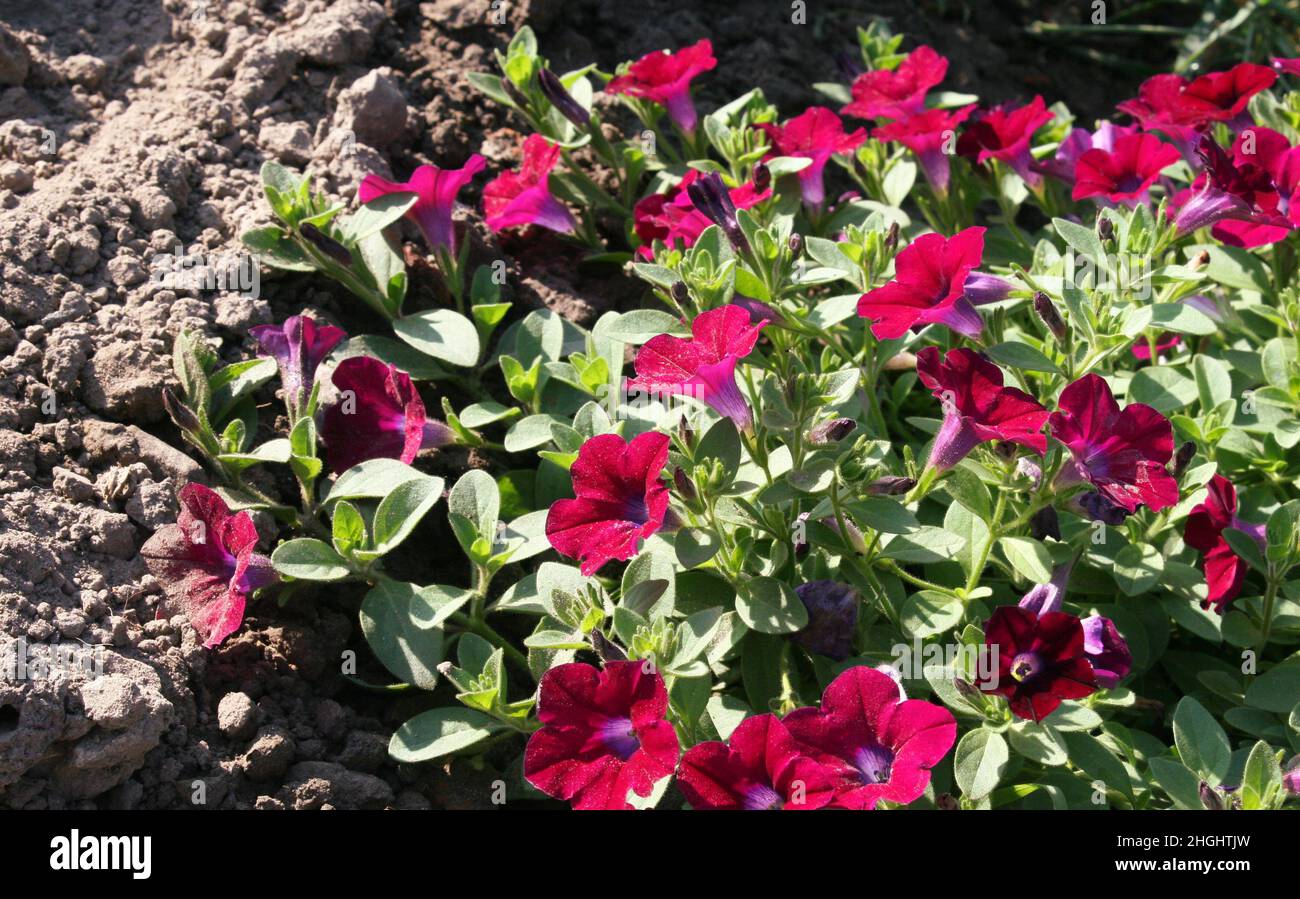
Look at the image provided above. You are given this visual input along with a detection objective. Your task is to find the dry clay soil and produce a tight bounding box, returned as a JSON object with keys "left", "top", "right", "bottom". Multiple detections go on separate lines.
{"left": 0, "top": 0, "right": 1145, "bottom": 809}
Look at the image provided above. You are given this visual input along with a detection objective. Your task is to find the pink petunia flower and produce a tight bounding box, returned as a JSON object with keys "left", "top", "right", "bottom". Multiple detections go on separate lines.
{"left": 632, "top": 169, "right": 770, "bottom": 260}
{"left": 856, "top": 225, "right": 995, "bottom": 339}
{"left": 523, "top": 660, "right": 680, "bottom": 810}
{"left": 1033, "top": 122, "right": 1136, "bottom": 185}
{"left": 982, "top": 605, "right": 1098, "bottom": 722}
{"left": 677, "top": 713, "right": 839, "bottom": 810}
{"left": 783, "top": 666, "right": 956, "bottom": 810}
{"left": 248, "top": 314, "right": 346, "bottom": 417}
{"left": 626, "top": 304, "right": 766, "bottom": 432}
{"left": 1184, "top": 474, "right": 1267, "bottom": 613}
{"left": 1274, "top": 57, "right": 1300, "bottom": 77}
{"left": 915, "top": 346, "right": 1049, "bottom": 470}
{"left": 956, "top": 96, "right": 1054, "bottom": 186}
{"left": 756, "top": 107, "right": 866, "bottom": 207}
{"left": 1072, "top": 132, "right": 1181, "bottom": 206}
{"left": 1170, "top": 136, "right": 1292, "bottom": 244}
{"left": 841, "top": 45, "right": 948, "bottom": 121}
{"left": 606, "top": 39, "right": 717, "bottom": 134}
{"left": 545, "top": 431, "right": 670, "bottom": 576}
{"left": 1049, "top": 373, "right": 1179, "bottom": 514}
{"left": 321, "top": 356, "right": 452, "bottom": 474}
{"left": 139, "top": 483, "right": 278, "bottom": 649}
{"left": 873, "top": 104, "right": 976, "bottom": 194}
{"left": 482, "top": 134, "right": 576, "bottom": 235}
{"left": 357, "top": 157, "right": 486, "bottom": 254}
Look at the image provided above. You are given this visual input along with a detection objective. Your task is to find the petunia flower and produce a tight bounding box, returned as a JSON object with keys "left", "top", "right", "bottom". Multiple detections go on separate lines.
{"left": 248, "top": 314, "right": 347, "bottom": 418}
{"left": 1049, "top": 373, "right": 1179, "bottom": 514}
{"left": 841, "top": 45, "right": 948, "bottom": 121}
{"left": 1017, "top": 561, "right": 1074, "bottom": 616}
{"left": 981, "top": 605, "right": 1098, "bottom": 722}
{"left": 1171, "top": 136, "right": 1291, "bottom": 243}
{"left": 873, "top": 104, "right": 976, "bottom": 194}
{"left": 606, "top": 39, "right": 717, "bottom": 134}
{"left": 857, "top": 226, "right": 998, "bottom": 339}
{"left": 1118, "top": 64, "right": 1276, "bottom": 157}
{"left": 321, "top": 356, "right": 452, "bottom": 474}
{"left": 1080, "top": 614, "right": 1133, "bottom": 689}
{"left": 357, "top": 157, "right": 486, "bottom": 254}
{"left": 523, "top": 660, "right": 680, "bottom": 810}
{"left": 756, "top": 107, "right": 866, "bottom": 207}
{"left": 676, "top": 713, "right": 839, "bottom": 810}
{"left": 955, "top": 96, "right": 1054, "bottom": 186}
{"left": 632, "top": 169, "right": 769, "bottom": 260}
{"left": 1183, "top": 474, "right": 1267, "bottom": 613}
{"left": 545, "top": 431, "right": 670, "bottom": 576}
{"left": 1210, "top": 127, "right": 1300, "bottom": 247}
{"left": 783, "top": 666, "right": 957, "bottom": 810}
{"left": 1072, "top": 132, "right": 1181, "bottom": 206}
{"left": 626, "top": 304, "right": 766, "bottom": 432}
{"left": 139, "top": 483, "right": 278, "bottom": 649}
{"left": 1130, "top": 331, "right": 1181, "bottom": 361}
{"left": 914, "top": 346, "right": 1049, "bottom": 470}
{"left": 1275, "top": 58, "right": 1300, "bottom": 77}
{"left": 790, "top": 581, "right": 859, "bottom": 661}
{"left": 482, "top": 134, "right": 577, "bottom": 235}
{"left": 1033, "top": 122, "right": 1139, "bottom": 185}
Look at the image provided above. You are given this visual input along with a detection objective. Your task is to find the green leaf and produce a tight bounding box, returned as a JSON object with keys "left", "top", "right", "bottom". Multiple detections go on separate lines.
{"left": 388, "top": 707, "right": 504, "bottom": 763}
{"left": 675, "top": 528, "right": 721, "bottom": 568}
{"left": 1240, "top": 739, "right": 1283, "bottom": 810}
{"left": 1173, "top": 696, "right": 1231, "bottom": 783}
{"left": 984, "top": 342, "right": 1061, "bottom": 374}
{"left": 1148, "top": 757, "right": 1203, "bottom": 809}
{"left": 603, "top": 309, "right": 688, "bottom": 344}
{"left": 326, "top": 459, "right": 437, "bottom": 505}
{"left": 695, "top": 416, "right": 742, "bottom": 477}
{"left": 392, "top": 309, "right": 481, "bottom": 367}
{"left": 449, "top": 469, "right": 500, "bottom": 546}
{"left": 736, "top": 577, "right": 808, "bottom": 634}
{"left": 879, "top": 526, "right": 966, "bottom": 563}
{"left": 1245, "top": 664, "right": 1300, "bottom": 713}
{"left": 900, "top": 590, "right": 963, "bottom": 639}
{"left": 372, "top": 477, "right": 444, "bottom": 554}
{"left": 360, "top": 579, "right": 469, "bottom": 689}
{"left": 1149, "top": 302, "right": 1218, "bottom": 336}
{"left": 1062, "top": 730, "right": 1134, "bottom": 801}
{"left": 954, "top": 728, "right": 1009, "bottom": 801}
{"left": 271, "top": 538, "right": 351, "bottom": 581}
{"left": 339, "top": 192, "right": 418, "bottom": 242}
{"left": 1128, "top": 366, "right": 1198, "bottom": 413}
{"left": 999, "top": 536, "right": 1054, "bottom": 583}
{"left": 331, "top": 500, "right": 366, "bottom": 556}
{"left": 1113, "top": 543, "right": 1163, "bottom": 596}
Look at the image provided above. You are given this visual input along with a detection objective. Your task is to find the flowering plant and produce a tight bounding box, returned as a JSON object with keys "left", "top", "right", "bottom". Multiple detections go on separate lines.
{"left": 145, "top": 19, "right": 1300, "bottom": 812}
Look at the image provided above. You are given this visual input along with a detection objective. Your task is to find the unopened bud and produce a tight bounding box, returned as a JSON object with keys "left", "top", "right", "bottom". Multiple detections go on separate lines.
{"left": 1033, "top": 291, "right": 1068, "bottom": 340}
{"left": 1189, "top": 249, "right": 1210, "bottom": 271}
{"left": 670, "top": 280, "right": 689, "bottom": 304}
{"left": 806, "top": 417, "right": 856, "bottom": 446}
{"left": 1030, "top": 506, "right": 1061, "bottom": 542}
{"left": 884, "top": 221, "right": 899, "bottom": 253}
{"left": 678, "top": 416, "right": 694, "bottom": 449}
{"left": 953, "top": 677, "right": 983, "bottom": 701}
{"left": 865, "top": 475, "right": 915, "bottom": 496}
{"left": 1097, "top": 216, "right": 1114, "bottom": 243}
{"left": 1199, "top": 782, "right": 1224, "bottom": 811}
{"left": 503, "top": 78, "right": 530, "bottom": 110}
{"left": 935, "top": 793, "right": 959, "bottom": 811}
{"left": 788, "top": 232, "right": 802, "bottom": 256}
{"left": 591, "top": 629, "right": 627, "bottom": 663}
{"left": 300, "top": 222, "right": 353, "bottom": 267}
{"left": 672, "top": 466, "right": 697, "bottom": 502}
{"left": 1173, "top": 440, "right": 1196, "bottom": 477}
{"left": 537, "top": 68, "right": 590, "bottom": 128}
{"left": 752, "top": 161, "right": 771, "bottom": 193}
{"left": 162, "top": 387, "right": 201, "bottom": 433}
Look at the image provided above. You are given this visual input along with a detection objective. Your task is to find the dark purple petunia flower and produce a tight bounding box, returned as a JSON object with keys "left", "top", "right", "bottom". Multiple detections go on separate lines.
{"left": 1080, "top": 614, "right": 1133, "bottom": 689}
{"left": 791, "top": 581, "right": 859, "bottom": 661}
{"left": 249, "top": 314, "right": 346, "bottom": 417}
{"left": 321, "top": 356, "right": 451, "bottom": 474}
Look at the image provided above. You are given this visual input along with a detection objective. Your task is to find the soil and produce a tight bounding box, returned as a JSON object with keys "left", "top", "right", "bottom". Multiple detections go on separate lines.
{"left": 0, "top": 0, "right": 1178, "bottom": 809}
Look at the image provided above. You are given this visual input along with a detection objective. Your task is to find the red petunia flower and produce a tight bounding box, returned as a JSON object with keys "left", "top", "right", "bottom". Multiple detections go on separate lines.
{"left": 545, "top": 431, "right": 670, "bottom": 576}
{"left": 523, "top": 661, "right": 680, "bottom": 810}
{"left": 982, "top": 605, "right": 1098, "bottom": 722}
{"left": 482, "top": 134, "right": 576, "bottom": 235}
{"left": 1130, "top": 331, "right": 1181, "bottom": 361}
{"left": 358, "top": 157, "right": 486, "bottom": 254}
{"left": 140, "top": 483, "right": 278, "bottom": 649}
{"left": 874, "top": 104, "right": 976, "bottom": 194}
{"left": 606, "top": 39, "right": 717, "bottom": 134}
{"left": 1118, "top": 64, "right": 1276, "bottom": 139}
{"left": 1017, "top": 563, "right": 1132, "bottom": 689}
{"left": 626, "top": 304, "right": 766, "bottom": 431}
{"left": 783, "top": 666, "right": 956, "bottom": 810}
{"left": 756, "top": 107, "right": 866, "bottom": 207}
{"left": 841, "top": 45, "right": 948, "bottom": 121}
{"left": 321, "top": 356, "right": 451, "bottom": 474}
{"left": 248, "top": 314, "right": 346, "bottom": 418}
{"left": 677, "top": 713, "right": 839, "bottom": 810}
{"left": 856, "top": 225, "right": 991, "bottom": 339}
{"left": 1170, "top": 136, "right": 1292, "bottom": 244}
{"left": 1049, "top": 373, "right": 1179, "bottom": 514}
{"left": 1072, "top": 132, "right": 1180, "bottom": 206}
{"left": 1033, "top": 122, "right": 1138, "bottom": 185}
{"left": 915, "top": 346, "right": 1049, "bottom": 470}
{"left": 632, "top": 169, "right": 769, "bottom": 260}
{"left": 1184, "top": 474, "right": 1267, "bottom": 613}
{"left": 955, "top": 96, "right": 1054, "bottom": 186}
{"left": 1211, "top": 127, "right": 1300, "bottom": 247}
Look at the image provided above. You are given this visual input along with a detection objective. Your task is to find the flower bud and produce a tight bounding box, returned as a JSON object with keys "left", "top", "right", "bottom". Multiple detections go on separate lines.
{"left": 686, "top": 172, "right": 750, "bottom": 253}
{"left": 1097, "top": 216, "right": 1115, "bottom": 243}
{"left": 162, "top": 387, "right": 202, "bottom": 434}
{"left": 1189, "top": 249, "right": 1210, "bottom": 271}
{"left": 672, "top": 466, "right": 697, "bottom": 502}
{"left": 806, "top": 417, "right": 856, "bottom": 446}
{"left": 1172, "top": 440, "right": 1196, "bottom": 477}
{"left": 752, "top": 161, "right": 771, "bottom": 193}
{"left": 591, "top": 629, "right": 628, "bottom": 663}
{"left": 300, "top": 222, "right": 353, "bottom": 267}
{"left": 1199, "top": 781, "right": 1225, "bottom": 811}
{"left": 537, "top": 68, "right": 590, "bottom": 128}
{"left": 1033, "top": 291, "right": 1068, "bottom": 340}
{"left": 677, "top": 416, "right": 694, "bottom": 449}
{"left": 1030, "top": 505, "right": 1061, "bottom": 542}
{"left": 788, "top": 232, "right": 802, "bottom": 256}
{"left": 670, "top": 280, "right": 690, "bottom": 304}
{"left": 1284, "top": 755, "right": 1300, "bottom": 795}
{"left": 820, "top": 515, "right": 868, "bottom": 554}
{"left": 884, "top": 221, "right": 899, "bottom": 253}
{"left": 865, "top": 475, "right": 916, "bottom": 496}
{"left": 503, "top": 78, "right": 530, "bottom": 110}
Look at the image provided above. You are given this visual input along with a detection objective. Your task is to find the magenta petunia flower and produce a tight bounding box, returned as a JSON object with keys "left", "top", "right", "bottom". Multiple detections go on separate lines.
{"left": 1118, "top": 64, "right": 1276, "bottom": 143}
{"left": 915, "top": 346, "right": 1049, "bottom": 470}
{"left": 626, "top": 304, "right": 767, "bottom": 431}
{"left": 606, "top": 39, "right": 717, "bottom": 134}
{"left": 139, "top": 483, "right": 277, "bottom": 649}
{"left": 841, "top": 45, "right": 948, "bottom": 121}
{"left": 783, "top": 666, "right": 957, "bottom": 810}
{"left": 981, "top": 606, "right": 1098, "bottom": 722}
{"left": 1210, "top": 127, "right": 1300, "bottom": 247}
{"left": 248, "top": 314, "right": 346, "bottom": 417}
{"left": 482, "top": 134, "right": 576, "bottom": 235}
{"left": 321, "top": 356, "right": 451, "bottom": 474}
{"left": 1080, "top": 614, "right": 1133, "bottom": 689}
{"left": 632, "top": 169, "right": 770, "bottom": 260}
{"left": 1170, "top": 136, "right": 1291, "bottom": 243}
{"left": 545, "top": 431, "right": 671, "bottom": 576}
{"left": 677, "top": 713, "right": 839, "bottom": 810}
{"left": 956, "top": 96, "right": 1054, "bottom": 186}
{"left": 523, "top": 660, "right": 680, "bottom": 810}
{"left": 1184, "top": 474, "right": 1267, "bottom": 613}
{"left": 1275, "top": 57, "right": 1300, "bottom": 77}
{"left": 1072, "top": 132, "right": 1180, "bottom": 206}
{"left": 874, "top": 104, "right": 976, "bottom": 194}
{"left": 357, "top": 157, "right": 486, "bottom": 254}
{"left": 857, "top": 226, "right": 993, "bottom": 340}
{"left": 1130, "top": 331, "right": 1182, "bottom": 361}
{"left": 1032, "top": 122, "right": 1137, "bottom": 185}
{"left": 756, "top": 107, "right": 866, "bottom": 207}
{"left": 1049, "top": 373, "right": 1179, "bottom": 514}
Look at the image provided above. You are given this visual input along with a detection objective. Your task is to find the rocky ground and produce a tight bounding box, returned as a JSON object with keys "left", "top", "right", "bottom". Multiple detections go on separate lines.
{"left": 0, "top": 0, "right": 1168, "bottom": 809}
